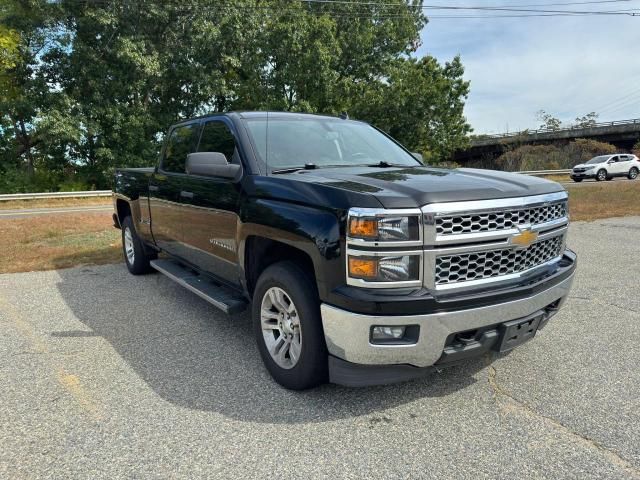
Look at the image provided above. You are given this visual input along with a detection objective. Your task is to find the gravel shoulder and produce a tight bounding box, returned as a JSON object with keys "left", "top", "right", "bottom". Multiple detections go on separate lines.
{"left": 0, "top": 217, "right": 638, "bottom": 479}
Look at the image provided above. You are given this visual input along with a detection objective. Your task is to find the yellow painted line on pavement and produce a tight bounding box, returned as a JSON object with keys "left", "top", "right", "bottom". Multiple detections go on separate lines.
{"left": 0, "top": 294, "right": 103, "bottom": 420}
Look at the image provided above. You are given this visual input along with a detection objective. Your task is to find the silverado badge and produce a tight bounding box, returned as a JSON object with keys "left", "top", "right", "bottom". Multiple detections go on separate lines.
{"left": 511, "top": 229, "right": 538, "bottom": 249}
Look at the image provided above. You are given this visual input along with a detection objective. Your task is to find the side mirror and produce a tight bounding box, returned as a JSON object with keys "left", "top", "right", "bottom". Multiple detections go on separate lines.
{"left": 411, "top": 152, "right": 423, "bottom": 162}
{"left": 186, "top": 152, "right": 241, "bottom": 179}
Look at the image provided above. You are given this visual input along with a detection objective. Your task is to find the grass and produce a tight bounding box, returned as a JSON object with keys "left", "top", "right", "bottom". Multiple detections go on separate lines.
{"left": 0, "top": 212, "right": 121, "bottom": 274}
{"left": 0, "top": 196, "right": 112, "bottom": 210}
{"left": 566, "top": 180, "right": 640, "bottom": 221}
{"left": 0, "top": 181, "right": 638, "bottom": 273}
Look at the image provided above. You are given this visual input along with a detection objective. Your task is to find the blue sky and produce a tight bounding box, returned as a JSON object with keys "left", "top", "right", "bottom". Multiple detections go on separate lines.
{"left": 417, "top": 1, "right": 640, "bottom": 134}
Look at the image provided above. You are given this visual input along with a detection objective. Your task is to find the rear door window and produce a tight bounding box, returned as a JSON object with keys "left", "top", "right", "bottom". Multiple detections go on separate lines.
{"left": 162, "top": 124, "right": 198, "bottom": 173}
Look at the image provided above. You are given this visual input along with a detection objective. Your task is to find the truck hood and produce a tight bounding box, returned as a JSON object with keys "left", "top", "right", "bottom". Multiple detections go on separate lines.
{"left": 281, "top": 166, "right": 565, "bottom": 209}
{"left": 573, "top": 163, "right": 599, "bottom": 169}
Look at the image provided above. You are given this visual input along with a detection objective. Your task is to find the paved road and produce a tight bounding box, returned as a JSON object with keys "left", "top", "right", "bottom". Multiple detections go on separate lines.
{"left": 0, "top": 205, "right": 112, "bottom": 219}
{"left": 0, "top": 218, "right": 639, "bottom": 479}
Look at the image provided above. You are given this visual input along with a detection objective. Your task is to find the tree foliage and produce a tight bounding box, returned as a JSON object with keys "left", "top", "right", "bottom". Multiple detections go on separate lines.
{"left": 535, "top": 110, "right": 562, "bottom": 131}
{"left": 574, "top": 111, "right": 598, "bottom": 128}
{"left": 0, "top": 0, "right": 472, "bottom": 192}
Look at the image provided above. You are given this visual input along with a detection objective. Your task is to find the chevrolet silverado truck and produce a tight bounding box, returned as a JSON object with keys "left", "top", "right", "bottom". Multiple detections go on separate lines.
{"left": 112, "top": 112, "right": 576, "bottom": 390}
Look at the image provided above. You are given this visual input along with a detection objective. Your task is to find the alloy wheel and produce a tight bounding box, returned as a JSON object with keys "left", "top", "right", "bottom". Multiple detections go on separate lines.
{"left": 260, "top": 286, "right": 302, "bottom": 369}
{"left": 124, "top": 227, "right": 135, "bottom": 265}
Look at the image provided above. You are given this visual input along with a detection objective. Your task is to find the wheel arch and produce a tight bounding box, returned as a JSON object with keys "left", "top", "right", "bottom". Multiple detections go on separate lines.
{"left": 238, "top": 199, "right": 343, "bottom": 301}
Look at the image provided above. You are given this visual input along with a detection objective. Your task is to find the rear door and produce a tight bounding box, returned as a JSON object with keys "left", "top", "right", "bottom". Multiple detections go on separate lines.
{"left": 178, "top": 118, "right": 243, "bottom": 285}
{"left": 617, "top": 155, "right": 632, "bottom": 175}
{"left": 148, "top": 122, "right": 199, "bottom": 254}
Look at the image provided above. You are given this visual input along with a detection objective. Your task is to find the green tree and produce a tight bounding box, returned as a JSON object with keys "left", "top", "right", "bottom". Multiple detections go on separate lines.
{"left": 633, "top": 139, "right": 640, "bottom": 157}
{"left": 1, "top": 0, "right": 472, "bottom": 191}
{"left": 350, "top": 56, "right": 471, "bottom": 162}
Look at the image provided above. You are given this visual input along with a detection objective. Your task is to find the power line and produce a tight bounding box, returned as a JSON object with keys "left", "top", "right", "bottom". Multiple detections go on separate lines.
{"left": 298, "top": 0, "right": 640, "bottom": 15}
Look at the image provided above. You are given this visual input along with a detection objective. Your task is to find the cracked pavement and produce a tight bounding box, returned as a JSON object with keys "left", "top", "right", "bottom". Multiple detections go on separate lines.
{"left": 0, "top": 217, "right": 639, "bottom": 479}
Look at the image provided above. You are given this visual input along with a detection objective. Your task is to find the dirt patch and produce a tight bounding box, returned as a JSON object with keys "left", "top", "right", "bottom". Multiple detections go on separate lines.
{"left": 566, "top": 181, "right": 640, "bottom": 221}
{"left": 0, "top": 213, "right": 121, "bottom": 273}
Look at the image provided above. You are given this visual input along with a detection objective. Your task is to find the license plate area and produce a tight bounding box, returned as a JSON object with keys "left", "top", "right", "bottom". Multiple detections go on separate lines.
{"left": 498, "top": 311, "right": 545, "bottom": 352}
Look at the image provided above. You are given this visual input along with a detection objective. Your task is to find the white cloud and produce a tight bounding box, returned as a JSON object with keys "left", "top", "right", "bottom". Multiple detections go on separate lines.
{"left": 418, "top": 7, "right": 640, "bottom": 134}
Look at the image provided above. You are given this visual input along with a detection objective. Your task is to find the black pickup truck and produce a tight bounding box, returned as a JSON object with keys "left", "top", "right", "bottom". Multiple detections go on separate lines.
{"left": 112, "top": 112, "right": 576, "bottom": 389}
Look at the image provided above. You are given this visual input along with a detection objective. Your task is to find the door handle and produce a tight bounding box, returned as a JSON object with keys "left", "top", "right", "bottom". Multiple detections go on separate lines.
{"left": 149, "top": 185, "right": 159, "bottom": 192}
{"left": 180, "top": 190, "right": 194, "bottom": 199}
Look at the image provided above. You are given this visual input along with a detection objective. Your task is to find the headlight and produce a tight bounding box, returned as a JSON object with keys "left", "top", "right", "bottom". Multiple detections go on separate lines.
{"left": 347, "top": 254, "right": 421, "bottom": 283}
{"left": 347, "top": 209, "right": 421, "bottom": 244}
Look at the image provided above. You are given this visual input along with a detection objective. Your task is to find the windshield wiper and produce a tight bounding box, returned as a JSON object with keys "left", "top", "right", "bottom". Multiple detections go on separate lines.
{"left": 365, "top": 160, "right": 411, "bottom": 168}
{"left": 271, "top": 163, "right": 317, "bottom": 174}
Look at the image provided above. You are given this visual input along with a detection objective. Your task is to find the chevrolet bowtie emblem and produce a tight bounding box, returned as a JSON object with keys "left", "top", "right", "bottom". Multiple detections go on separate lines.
{"left": 511, "top": 229, "right": 538, "bottom": 249}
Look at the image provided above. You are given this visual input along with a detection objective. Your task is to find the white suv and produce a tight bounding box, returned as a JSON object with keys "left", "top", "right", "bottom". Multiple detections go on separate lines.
{"left": 571, "top": 154, "right": 640, "bottom": 182}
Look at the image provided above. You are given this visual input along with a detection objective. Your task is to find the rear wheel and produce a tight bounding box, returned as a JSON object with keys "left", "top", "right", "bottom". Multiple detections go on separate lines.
{"left": 252, "top": 261, "right": 328, "bottom": 390}
{"left": 121, "top": 216, "right": 156, "bottom": 275}
{"left": 628, "top": 167, "right": 639, "bottom": 180}
{"left": 596, "top": 169, "right": 607, "bottom": 181}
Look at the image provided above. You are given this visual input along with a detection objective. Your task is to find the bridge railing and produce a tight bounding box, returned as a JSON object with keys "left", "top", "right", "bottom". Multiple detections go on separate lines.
{"left": 475, "top": 118, "right": 640, "bottom": 141}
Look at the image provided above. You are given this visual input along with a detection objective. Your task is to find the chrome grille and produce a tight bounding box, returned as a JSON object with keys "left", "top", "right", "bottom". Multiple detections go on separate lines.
{"left": 436, "top": 201, "right": 567, "bottom": 236}
{"left": 435, "top": 236, "right": 563, "bottom": 285}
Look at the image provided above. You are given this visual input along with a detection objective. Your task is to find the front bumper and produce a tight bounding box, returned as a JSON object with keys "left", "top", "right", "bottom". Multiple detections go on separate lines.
{"left": 571, "top": 171, "right": 595, "bottom": 179}
{"left": 321, "top": 252, "right": 575, "bottom": 385}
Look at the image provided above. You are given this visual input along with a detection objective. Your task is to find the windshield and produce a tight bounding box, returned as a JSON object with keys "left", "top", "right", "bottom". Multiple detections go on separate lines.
{"left": 587, "top": 155, "right": 611, "bottom": 164}
{"left": 244, "top": 116, "right": 420, "bottom": 172}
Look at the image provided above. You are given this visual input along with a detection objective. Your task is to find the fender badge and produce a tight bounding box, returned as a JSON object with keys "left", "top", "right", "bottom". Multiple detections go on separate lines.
{"left": 511, "top": 229, "right": 538, "bottom": 249}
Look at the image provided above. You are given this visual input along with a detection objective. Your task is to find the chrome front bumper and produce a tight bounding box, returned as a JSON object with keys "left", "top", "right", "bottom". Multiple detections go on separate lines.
{"left": 321, "top": 272, "right": 574, "bottom": 368}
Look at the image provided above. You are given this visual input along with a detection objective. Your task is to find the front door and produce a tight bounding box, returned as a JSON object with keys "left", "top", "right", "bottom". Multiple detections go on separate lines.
{"left": 148, "top": 122, "right": 199, "bottom": 255}
{"left": 178, "top": 119, "right": 243, "bottom": 285}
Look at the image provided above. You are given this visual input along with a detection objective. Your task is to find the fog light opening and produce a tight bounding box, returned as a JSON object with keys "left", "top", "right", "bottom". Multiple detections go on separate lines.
{"left": 370, "top": 325, "right": 419, "bottom": 345}
{"left": 372, "top": 326, "right": 405, "bottom": 340}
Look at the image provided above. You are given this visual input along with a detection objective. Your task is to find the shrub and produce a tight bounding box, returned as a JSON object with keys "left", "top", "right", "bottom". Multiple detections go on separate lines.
{"left": 493, "top": 139, "right": 619, "bottom": 171}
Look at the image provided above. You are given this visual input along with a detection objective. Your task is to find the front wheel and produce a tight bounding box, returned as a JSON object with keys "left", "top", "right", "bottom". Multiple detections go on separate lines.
{"left": 596, "top": 169, "right": 607, "bottom": 181}
{"left": 121, "top": 216, "right": 156, "bottom": 275}
{"left": 252, "top": 261, "right": 328, "bottom": 390}
{"left": 628, "top": 167, "right": 639, "bottom": 180}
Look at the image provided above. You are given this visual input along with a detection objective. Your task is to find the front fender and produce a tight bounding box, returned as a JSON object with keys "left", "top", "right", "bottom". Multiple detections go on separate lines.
{"left": 238, "top": 198, "right": 344, "bottom": 300}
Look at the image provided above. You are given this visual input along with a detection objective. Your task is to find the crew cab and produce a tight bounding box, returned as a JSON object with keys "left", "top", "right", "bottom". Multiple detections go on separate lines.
{"left": 571, "top": 154, "right": 640, "bottom": 182}
{"left": 112, "top": 112, "right": 576, "bottom": 389}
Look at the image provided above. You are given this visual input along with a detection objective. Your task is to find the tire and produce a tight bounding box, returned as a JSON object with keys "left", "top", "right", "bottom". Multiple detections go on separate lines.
{"left": 121, "top": 216, "right": 156, "bottom": 275}
{"left": 252, "top": 261, "right": 328, "bottom": 390}
{"left": 629, "top": 167, "right": 639, "bottom": 180}
{"left": 573, "top": 178, "right": 582, "bottom": 183}
{"left": 596, "top": 169, "right": 607, "bottom": 181}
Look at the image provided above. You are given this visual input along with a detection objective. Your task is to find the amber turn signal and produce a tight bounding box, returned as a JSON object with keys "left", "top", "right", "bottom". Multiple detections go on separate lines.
{"left": 348, "top": 257, "right": 378, "bottom": 279}
{"left": 348, "top": 218, "right": 378, "bottom": 238}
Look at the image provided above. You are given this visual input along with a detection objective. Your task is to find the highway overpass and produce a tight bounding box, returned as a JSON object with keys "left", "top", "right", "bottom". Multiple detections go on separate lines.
{"left": 455, "top": 118, "right": 640, "bottom": 164}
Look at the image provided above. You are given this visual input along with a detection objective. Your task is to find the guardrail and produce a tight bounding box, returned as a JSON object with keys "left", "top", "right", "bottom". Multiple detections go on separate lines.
{"left": 0, "top": 190, "right": 112, "bottom": 201}
{"left": 476, "top": 118, "right": 640, "bottom": 141}
{"left": 518, "top": 169, "right": 571, "bottom": 176}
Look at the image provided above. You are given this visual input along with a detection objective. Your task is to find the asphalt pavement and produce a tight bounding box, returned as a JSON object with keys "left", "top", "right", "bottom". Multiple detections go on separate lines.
{"left": 0, "top": 217, "right": 639, "bottom": 479}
